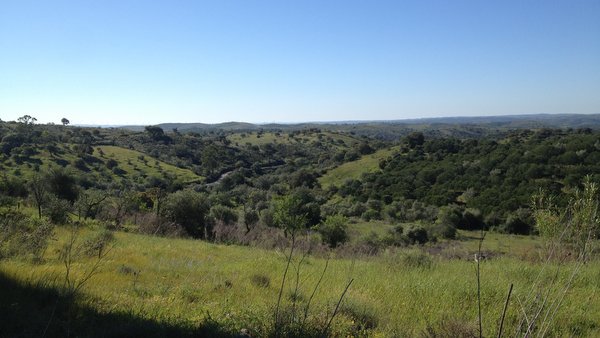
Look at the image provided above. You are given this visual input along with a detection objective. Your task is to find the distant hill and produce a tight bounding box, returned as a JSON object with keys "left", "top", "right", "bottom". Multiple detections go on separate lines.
{"left": 118, "top": 114, "right": 600, "bottom": 138}
{"left": 395, "top": 113, "right": 600, "bottom": 128}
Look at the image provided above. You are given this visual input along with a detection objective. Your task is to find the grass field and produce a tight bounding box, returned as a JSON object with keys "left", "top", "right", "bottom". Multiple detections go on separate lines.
{"left": 0, "top": 144, "right": 202, "bottom": 185}
{"left": 1, "top": 225, "right": 599, "bottom": 337}
{"left": 228, "top": 132, "right": 287, "bottom": 146}
{"left": 94, "top": 146, "right": 202, "bottom": 184}
{"left": 319, "top": 147, "right": 397, "bottom": 188}
{"left": 319, "top": 146, "right": 400, "bottom": 189}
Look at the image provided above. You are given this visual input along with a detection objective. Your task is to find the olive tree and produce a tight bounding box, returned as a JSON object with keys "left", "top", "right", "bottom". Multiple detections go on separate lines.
{"left": 161, "top": 189, "right": 211, "bottom": 239}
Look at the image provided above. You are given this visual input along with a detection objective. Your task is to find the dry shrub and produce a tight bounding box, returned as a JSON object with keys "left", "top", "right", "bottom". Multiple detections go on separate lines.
{"left": 250, "top": 273, "right": 270, "bottom": 288}
{"left": 137, "top": 214, "right": 186, "bottom": 237}
{"left": 334, "top": 234, "right": 383, "bottom": 259}
{"left": 212, "top": 222, "right": 242, "bottom": 244}
{"left": 421, "top": 317, "right": 478, "bottom": 338}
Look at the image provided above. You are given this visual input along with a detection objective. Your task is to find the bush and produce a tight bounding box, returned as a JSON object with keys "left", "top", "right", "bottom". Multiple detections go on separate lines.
{"left": 382, "top": 225, "right": 407, "bottom": 247}
{"left": 399, "top": 250, "right": 433, "bottom": 269}
{"left": 462, "top": 208, "right": 484, "bottom": 230}
{"left": 361, "top": 208, "right": 381, "bottom": 221}
{"left": 317, "top": 214, "right": 348, "bottom": 248}
{"left": 105, "top": 158, "right": 118, "bottom": 169}
{"left": 82, "top": 229, "right": 115, "bottom": 258}
{"left": 436, "top": 205, "right": 462, "bottom": 228}
{"left": 405, "top": 225, "right": 429, "bottom": 245}
{"left": 210, "top": 204, "right": 238, "bottom": 225}
{"left": 162, "top": 189, "right": 211, "bottom": 238}
{"left": 250, "top": 274, "right": 270, "bottom": 288}
{"left": 0, "top": 211, "right": 54, "bottom": 261}
{"left": 45, "top": 195, "right": 72, "bottom": 224}
{"left": 429, "top": 222, "right": 457, "bottom": 240}
{"left": 500, "top": 208, "right": 532, "bottom": 235}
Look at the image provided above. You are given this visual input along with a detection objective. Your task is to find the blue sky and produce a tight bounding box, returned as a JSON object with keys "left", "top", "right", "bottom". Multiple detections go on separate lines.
{"left": 1, "top": 0, "right": 599, "bottom": 125}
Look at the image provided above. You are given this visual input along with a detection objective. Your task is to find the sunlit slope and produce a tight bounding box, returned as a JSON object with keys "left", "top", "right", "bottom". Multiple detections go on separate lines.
{"left": 1, "top": 144, "right": 202, "bottom": 184}
{"left": 1, "top": 227, "right": 598, "bottom": 336}
{"left": 94, "top": 146, "right": 202, "bottom": 183}
{"left": 319, "top": 146, "right": 399, "bottom": 188}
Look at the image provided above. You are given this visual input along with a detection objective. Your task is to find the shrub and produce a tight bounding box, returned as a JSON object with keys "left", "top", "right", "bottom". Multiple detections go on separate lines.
{"left": 210, "top": 204, "right": 238, "bottom": 225}
{"left": 500, "top": 208, "right": 532, "bottom": 235}
{"left": 429, "top": 222, "right": 457, "bottom": 240}
{"left": 250, "top": 274, "right": 270, "bottom": 288}
{"left": 361, "top": 208, "right": 380, "bottom": 221}
{"left": 0, "top": 211, "right": 54, "bottom": 261}
{"left": 436, "top": 205, "right": 462, "bottom": 228}
{"left": 82, "top": 229, "right": 115, "bottom": 258}
{"left": 399, "top": 250, "right": 433, "bottom": 269}
{"left": 161, "top": 189, "right": 211, "bottom": 238}
{"left": 462, "top": 208, "right": 484, "bottom": 230}
{"left": 382, "top": 224, "right": 407, "bottom": 247}
{"left": 405, "top": 225, "right": 429, "bottom": 245}
{"left": 105, "top": 158, "right": 118, "bottom": 169}
{"left": 316, "top": 214, "right": 348, "bottom": 248}
{"left": 45, "top": 195, "right": 72, "bottom": 224}
{"left": 422, "top": 316, "right": 478, "bottom": 337}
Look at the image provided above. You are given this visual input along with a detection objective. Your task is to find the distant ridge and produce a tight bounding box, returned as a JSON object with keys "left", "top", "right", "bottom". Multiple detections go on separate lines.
{"left": 118, "top": 113, "right": 600, "bottom": 132}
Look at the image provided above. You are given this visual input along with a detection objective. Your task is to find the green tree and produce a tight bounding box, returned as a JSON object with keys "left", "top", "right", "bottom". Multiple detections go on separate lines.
{"left": 162, "top": 189, "right": 211, "bottom": 238}
{"left": 243, "top": 208, "right": 259, "bottom": 234}
{"left": 210, "top": 204, "right": 238, "bottom": 225}
{"left": 317, "top": 214, "right": 348, "bottom": 248}
{"left": 272, "top": 194, "right": 308, "bottom": 237}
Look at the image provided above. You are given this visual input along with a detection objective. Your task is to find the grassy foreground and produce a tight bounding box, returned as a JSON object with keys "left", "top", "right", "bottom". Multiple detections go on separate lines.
{"left": 1, "top": 227, "right": 599, "bottom": 337}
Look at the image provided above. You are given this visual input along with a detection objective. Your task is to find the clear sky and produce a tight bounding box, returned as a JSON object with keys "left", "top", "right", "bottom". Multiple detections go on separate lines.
{"left": 1, "top": 0, "right": 599, "bottom": 125}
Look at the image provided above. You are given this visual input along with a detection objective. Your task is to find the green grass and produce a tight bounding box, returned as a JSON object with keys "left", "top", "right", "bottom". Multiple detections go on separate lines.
{"left": 2, "top": 226, "right": 599, "bottom": 336}
{"left": 1, "top": 144, "right": 80, "bottom": 180}
{"left": 457, "top": 230, "right": 542, "bottom": 258}
{"left": 347, "top": 219, "right": 394, "bottom": 241}
{"left": 94, "top": 146, "right": 202, "bottom": 183}
{"left": 319, "top": 146, "right": 400, "bottom": 188}
{"left": 1, "top": 144, "right": 202, "bottom": 185}
{"left": 228, "top": 132, "right": 286, "bottom": 146}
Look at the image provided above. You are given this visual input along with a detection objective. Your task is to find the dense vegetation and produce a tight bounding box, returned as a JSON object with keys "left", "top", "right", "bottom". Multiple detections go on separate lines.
{"left": 2, "top": 116, "right": 600, "bottom": 241}
{"left": 1, "top": 115, "right": 600, "bottom": 336}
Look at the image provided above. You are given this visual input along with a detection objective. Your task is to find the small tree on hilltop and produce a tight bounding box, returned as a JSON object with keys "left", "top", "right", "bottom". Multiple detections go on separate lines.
{"left": 17, "top": 115, "right": 37, "bottom": 125}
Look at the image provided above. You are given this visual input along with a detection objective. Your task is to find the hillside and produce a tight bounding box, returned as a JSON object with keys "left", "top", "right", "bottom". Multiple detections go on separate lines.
{"left": 0, "top": 141, "right": 202, "bottom": 188}
{"left": 93, "top": 146, "right": 201, "bottom": 184}
{"left": 319, "top": 146, "right": 399, "bottom": 189}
